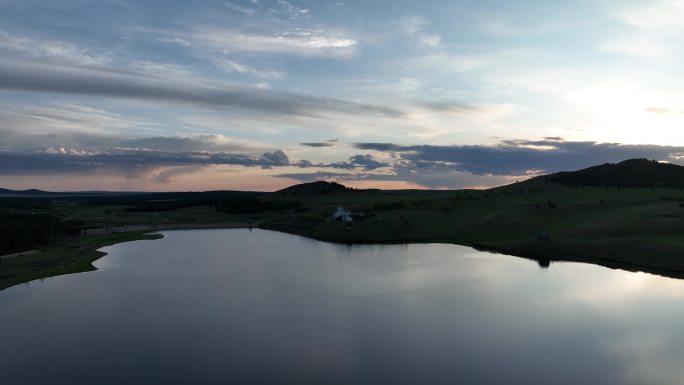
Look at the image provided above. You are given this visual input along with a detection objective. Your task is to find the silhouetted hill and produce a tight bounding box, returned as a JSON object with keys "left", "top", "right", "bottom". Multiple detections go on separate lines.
{"left": 549, "top": 158, "right": 684, "bottom": 188}
{"left": 0, "top": 188, "right": 138, "bottom": 197}
{"left": 0, "top": 188, "right": 50, "bottom": 196}
{"left": 275, "top": 181, "right": 353, "bottom": 196}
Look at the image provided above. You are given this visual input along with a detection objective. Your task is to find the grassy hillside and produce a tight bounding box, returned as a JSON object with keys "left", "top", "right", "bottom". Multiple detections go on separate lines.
{"left": 258, "top": 182, "right": 684, "bottom": 277}
{"left": 546, "top": 158, "right": 684, "bottom": 188}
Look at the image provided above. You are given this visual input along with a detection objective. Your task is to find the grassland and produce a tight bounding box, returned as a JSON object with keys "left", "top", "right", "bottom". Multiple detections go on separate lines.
{"left": 4, "top": 178, "right": 684, "bottom": 290}
{"left": 54, "top": 202, "right": 248, "bottom": 227}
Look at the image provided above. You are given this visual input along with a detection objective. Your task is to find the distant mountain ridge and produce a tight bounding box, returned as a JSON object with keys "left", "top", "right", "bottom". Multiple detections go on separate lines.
{"left": 548, "top": 158, "right": 684, "bottom": 188}
{"left": 0, "top": 188, "right": 140, "bottom": 197}
{"left": 0, "top": 188, "right": 48, "bottom": 195}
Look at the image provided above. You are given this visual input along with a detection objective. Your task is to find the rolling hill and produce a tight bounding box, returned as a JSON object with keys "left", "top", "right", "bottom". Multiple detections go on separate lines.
{"left": 275, "top": 181, "right": 355, "bottom": 196}
{"left": 546, "top": 158, "right": 684, "bottom": 188}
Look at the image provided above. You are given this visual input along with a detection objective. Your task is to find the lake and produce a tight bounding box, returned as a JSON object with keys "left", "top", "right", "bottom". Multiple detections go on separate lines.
{"left": 1, "top": 229, "right": 684, "bottom": 384}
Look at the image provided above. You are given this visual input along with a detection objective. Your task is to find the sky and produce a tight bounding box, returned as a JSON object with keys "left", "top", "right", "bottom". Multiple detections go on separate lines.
{"left": 2, "top": 0, "right": 684, "bottom": 191}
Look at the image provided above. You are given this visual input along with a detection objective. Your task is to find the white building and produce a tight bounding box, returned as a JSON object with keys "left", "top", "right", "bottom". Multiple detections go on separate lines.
{"left": 332, "top": 206, "right": 353, "bottom": 222}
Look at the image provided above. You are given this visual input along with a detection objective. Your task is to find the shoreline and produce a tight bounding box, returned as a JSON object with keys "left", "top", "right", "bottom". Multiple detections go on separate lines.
{"left": 4, "top": 223, "right": 684, "bottom": 291}
{"left": 0, "top": 223, "right": 251, "bottom": 291}
{"left": 258, "top": 223, "right": 684, "bottom": 282}
{"left": 0, "top": 232, "right": 164, "bottom": 291}
{"left": 470, "top": 242, "right": 684, "bottom": 281}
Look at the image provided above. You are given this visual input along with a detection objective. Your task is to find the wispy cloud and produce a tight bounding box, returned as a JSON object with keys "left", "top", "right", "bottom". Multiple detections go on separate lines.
{"left": 0, "top": 103, "right": 147, "bottom": 137}
{"left": 153, "top": 166, "right": 205, "bottom": 183}
{"left": 195, "top": 28, "right": 358, "bottom": 58}
{"left": 0, "top": 58, "right": 400, "bottom": 118}
{"left": 0, "top": 128, "right": 273, "bottom": 154}
{"left": 397, "top": 17, "right": 441, "bottom": 47}
{"left": 273, "top": 0, "right": 311, "bottom": 20}
{"left": 0, "top": 29, "right": 108, "bottom": 65}
{"left": 355, "top": 138, "right": 684, "bottom": 176}
{"left": 214, "top": 59, "right": 285, "bottom": 79}
{"left": 417, "top": 101, "right": 482, "bottom": 113}
{"left": 156, "top": 37, "right": 193, "bottom": 47}
{"left": 225, "top": 2, "right": 258, "bottom": 16}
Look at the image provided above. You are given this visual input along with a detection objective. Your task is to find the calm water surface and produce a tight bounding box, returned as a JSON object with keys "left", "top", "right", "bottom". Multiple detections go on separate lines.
{"left": 2, "top": 229, "right": 684, "bottom": 384}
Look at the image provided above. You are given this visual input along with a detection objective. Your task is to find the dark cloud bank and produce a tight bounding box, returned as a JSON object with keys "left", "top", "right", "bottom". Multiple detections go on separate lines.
{"left": 0, "top": 148, "right": 291, "bottom": 176}
{"left": 300, "top": 139, "right": 339, "bottom": 148}
{"left": 2, "top": 135, "right": 684, "bottom": 188}
{"left": 353, "top": 138, "right": 684, "bottom": 176}
{"left": 280, "top": 138, "right": 684, "bottom": 188}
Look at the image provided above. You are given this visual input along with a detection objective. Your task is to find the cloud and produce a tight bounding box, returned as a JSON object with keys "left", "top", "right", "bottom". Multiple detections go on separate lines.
{"left": 6, "top": 133, "right": 683, "bottom": 190}
{"left": 123, "top": 135, "right": 266, "bottom": 153}
{"left": 0, "top": 140, "right": 382, "bottom": 180}
{"left": 0, "top": 129, "right": 289, "bottom": 177}
{"left": 153, "top": 166, "right": 205, "bottom": 183}
{"left": 0, "top": 147, "right": 291, "bottom": 176}
{"left": 0, "top": 103, "right": 143, "bottom": 137}
{"left": 0, "top": 59, "right": 402, "bottom": 118}
{"left": 274, "top": 0, "right": 310, "bottom": 20}
{"left": 398, "top": 17, "right": 441, "bottom": 47}
{"left": 353, "top": 142, "right": 401, "bottom": 152}
{"left": 156, "top": 37, "right": 193, "bottom": 47}
{"left": 225, "top": 2, "right": 258, "bottom": 16}
{"left": 279, "top": 138, "right": 684, "bottom": 189}
{"left": 355, "top": 138, "right": 684, "bottom": 176}
{"left": 215, "top": 59, "right": 285, "bottom": 79}
{"left": 0, "top": 128, "right": 268, "bottom": 154}
{"left": 0, "top": 29, "right": 108, "bottom": 65}
{"left": 418, "top": 101, "right": 482, "bottom": 113}
{"left": 259, "top": 149, "right": 289, "bottom": 168}
{"left": 196, "top": 28, "right": 357, "bottom": 58}
{"left": 347, "top": 154, "right": 388, "bottom": 170}
{"left": 295, "top": 153, "right": 388, "bottom": 171}
{"left": 300, "top": 138, "right": 339, "bottom": 147}
{"left": 341, "top": 78, "right": 424, "bottom": 95}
